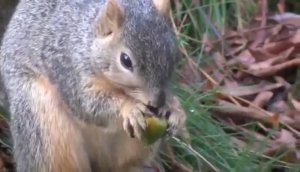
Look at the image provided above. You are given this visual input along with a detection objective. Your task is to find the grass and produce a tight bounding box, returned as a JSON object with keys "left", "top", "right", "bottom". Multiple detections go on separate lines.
{"left": 165, "top": 0, "right": 300, "bottom": 172}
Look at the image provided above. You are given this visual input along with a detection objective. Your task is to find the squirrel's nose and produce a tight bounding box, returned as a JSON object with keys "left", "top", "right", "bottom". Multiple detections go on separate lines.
{"left": 149, "top": 90, "right": 166, "bottom": 108}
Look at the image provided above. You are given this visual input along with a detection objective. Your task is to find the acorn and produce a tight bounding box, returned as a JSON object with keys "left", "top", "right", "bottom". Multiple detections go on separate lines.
{"left": 142, "top": 116, "right": 167, "bottom": 145}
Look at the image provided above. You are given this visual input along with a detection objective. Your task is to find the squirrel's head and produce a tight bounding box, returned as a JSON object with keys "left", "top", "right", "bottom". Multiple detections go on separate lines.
{"left": 91, "top": 0, "right": 179, "bottom": 108}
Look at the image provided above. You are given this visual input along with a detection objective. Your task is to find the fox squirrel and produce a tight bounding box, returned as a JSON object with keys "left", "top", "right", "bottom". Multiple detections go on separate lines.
{"left": 0, "top": 0, "right": 188, "bottom": 171}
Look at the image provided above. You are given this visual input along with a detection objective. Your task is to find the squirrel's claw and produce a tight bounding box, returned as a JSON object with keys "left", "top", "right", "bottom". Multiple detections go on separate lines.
{"left": 121, "top": 100, "right": 147, "bottom": 139}
{"left": 159, "top": 96, "right": 186, "bottom": 137}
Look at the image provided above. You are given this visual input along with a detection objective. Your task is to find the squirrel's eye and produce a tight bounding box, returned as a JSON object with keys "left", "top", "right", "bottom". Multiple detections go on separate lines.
{"left": 120, "top": 52, "right": 133, "bottom": 71}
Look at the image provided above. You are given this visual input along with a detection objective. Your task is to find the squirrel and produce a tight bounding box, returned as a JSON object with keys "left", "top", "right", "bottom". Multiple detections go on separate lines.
{"left": 0, "top": 0, "right": 188, "bottom": 171}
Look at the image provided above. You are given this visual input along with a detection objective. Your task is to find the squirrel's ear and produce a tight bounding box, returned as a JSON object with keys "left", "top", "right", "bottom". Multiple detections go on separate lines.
{"left": 97, "top": 0, "right": 124, "bottom": 37}
{"left": 153, "top": 0, "right": 171, "bottom": 16}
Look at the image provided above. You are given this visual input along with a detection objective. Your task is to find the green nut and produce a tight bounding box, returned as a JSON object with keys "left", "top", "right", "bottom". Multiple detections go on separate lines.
{"left": 142, "top": 116, "right": 167, "bottom": 145}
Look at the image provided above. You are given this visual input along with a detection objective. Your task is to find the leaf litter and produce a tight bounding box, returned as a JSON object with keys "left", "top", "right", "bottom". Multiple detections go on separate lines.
{"left": 167, "top": 0, "right": 300, "bottom": 171}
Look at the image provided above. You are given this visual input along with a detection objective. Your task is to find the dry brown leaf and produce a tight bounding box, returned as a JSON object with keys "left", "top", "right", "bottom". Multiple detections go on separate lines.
{"left": 263, "top": 29, "right": 300, "bottom": 55}
{"left": 224, "top": 78, "right": 239, "bottom": 88}
{"left": 285, "top": 110, "right": 298, "bottom": 118}
{"left": 234, "top": 49, "right": 256, "bottom": 66}
{"left": 271, "top": 24, "right": 284, "bottom": 36}
{"left": 219, "top": 81, "right": 283, "bottom": 97}
{"left": 270, "top": 12, "right": 300, "bottom": 26}
{"left": 267, "top": 100, "right": 290, "bottom": 114}
{"left": 289, "top": 94, "right": 300, "bottom": 111}
{"left": 246, "top": 58, "right": 300, "bottom": 77}
{"left": 252, "top": 91, "right": 273, "bottom": 107}
{"left": 291, "top": 99, "right": 300, "bottom": 111}
{"left": 227, "top": 44, "right": 248, "bottom": 57}
{"left": 290, "top": 29, "right": 300, "bottom": 44}
{"left": 263, "top": 129, "right": 299, "bottom": 163}
{"left": 280, "top": 115, "right": 300, "bottom": 130}
{"left": 274, "top": 76, "right": 291, "bottom": 89}
{"left": 213, "top": 100, "right": 278, "bottom": 125}
{"left": 248, "top": 47, "right": 273, "bottom": 62}
{"left": 275, "top": 129, "right": 296, "bottom": 149}
{"left": 268, "top": 47, "right": 295, "bottom": 65}
{"left": 263, "top": 145, "right": 300, "bottom": 164}
{"left": 265, "top": 24, "right": 284, "bottom": 43}
{"left": 248, "top": 46, "right": 294, "bottom": 71}
{"left": 267, "top": 24, "right": 297, "bottom": 43}
{"left": 263, "top": 41, "right": 294, "bottom": 55}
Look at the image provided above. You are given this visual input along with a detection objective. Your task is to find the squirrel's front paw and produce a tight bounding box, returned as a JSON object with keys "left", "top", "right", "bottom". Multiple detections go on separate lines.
{"left": 159, "top": 96, "right": 186, "bottom": 136}
{"left": 120, "top": 100, "right": 151, "bottom": 139}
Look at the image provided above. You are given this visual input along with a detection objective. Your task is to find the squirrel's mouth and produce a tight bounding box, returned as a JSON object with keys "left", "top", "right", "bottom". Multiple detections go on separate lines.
{"left": 146, "top": 105, "right": 159, "bottom": 115}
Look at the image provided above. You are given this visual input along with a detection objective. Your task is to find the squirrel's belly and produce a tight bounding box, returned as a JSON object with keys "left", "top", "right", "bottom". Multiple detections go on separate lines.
{"left": 77, "top": 117, "right": 156, "bottom": 169}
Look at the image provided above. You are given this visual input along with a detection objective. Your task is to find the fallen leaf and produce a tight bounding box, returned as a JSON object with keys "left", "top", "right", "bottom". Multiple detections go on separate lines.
{"left": 252, "top": 91, "right": 273, "bottom": 107}
{"left": 263, "top": 41, "right": 294, "bottom": 55}
{"left": 290, "top": 29, "right": 300, "bottom": 44}
{"left": 246, "top": 58, "right": 300, "bottom": 77}
{"left": 226, "top": 38, "right": 248, "bottom": 56}
{"left": 267, "top": 100, "right": 290, "bottom": 114}
{"left": 274, "top": 76, "right": 291, "bottom": 89}
{"left": 265, "top": 24, "right": 284, "bottom": 43}
{"left": 248, "top": 46, "right": 294, "bottom": 71}
{"left": 235, "top": 49, "right": 256, "bottom": 66}
{"left": 224, "top": 78, "right": 239, "bottom": 88}
{"left": 275, "top": 129, "right": 296, "bottom": 149}
{"left": 219, "top": 81, "right": 283, "bottom": 97}
{"left": 289, "top": 94, "right": 300, "bottom": 111}
{"left": 270, "top": 12, "right": 300, "bottom": 26}
{"left": 213, "top": 100, "right": 277, "bottom": 125}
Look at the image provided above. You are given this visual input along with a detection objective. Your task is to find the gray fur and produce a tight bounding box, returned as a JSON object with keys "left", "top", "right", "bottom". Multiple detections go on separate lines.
{"left": 0, "top": 0, "right": 179, "bottom": 171}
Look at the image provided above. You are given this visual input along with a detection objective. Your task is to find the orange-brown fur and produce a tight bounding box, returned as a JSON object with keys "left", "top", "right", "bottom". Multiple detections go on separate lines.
{"left": 29, "top": 74, "right": 159, "bottom": 172}
{"left": 31, "top": 75, "right": 91, "bottom": 172}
